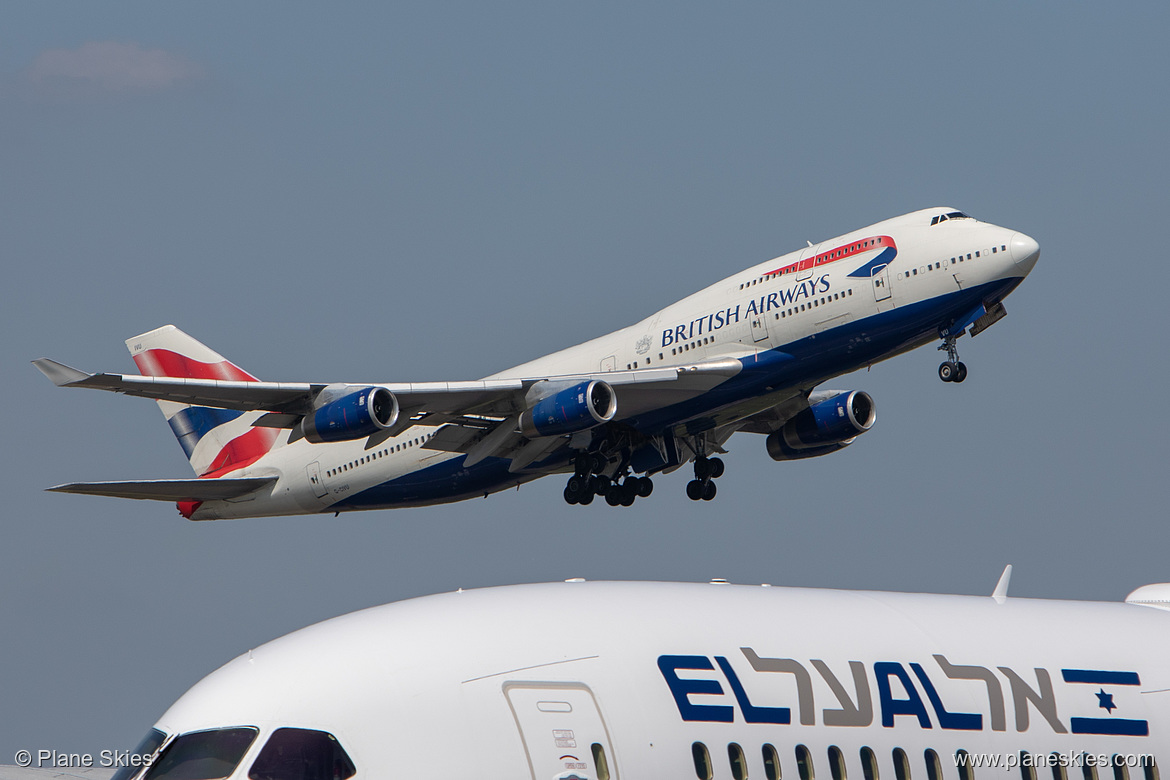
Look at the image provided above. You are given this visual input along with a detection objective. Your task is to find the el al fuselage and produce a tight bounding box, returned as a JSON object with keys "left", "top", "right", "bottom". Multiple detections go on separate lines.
{"left": 214, "top": 207, "right": 1036, "bottom": 517}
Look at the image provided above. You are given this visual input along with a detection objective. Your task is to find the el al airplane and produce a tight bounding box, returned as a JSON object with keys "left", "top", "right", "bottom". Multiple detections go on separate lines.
{"left": 8, "top": 574, "right": 1168, "bottom": 780}
{"left": 34, "top": 208, "right": 1039, "bottom": 518}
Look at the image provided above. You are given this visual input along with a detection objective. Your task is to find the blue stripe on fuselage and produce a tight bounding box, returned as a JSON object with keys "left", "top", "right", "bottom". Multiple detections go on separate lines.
{"left": 621, "top": 276, "right": 1020, "bottom": 434}
{"left": 847, "top": 246, "right": 897, "bottom": 278}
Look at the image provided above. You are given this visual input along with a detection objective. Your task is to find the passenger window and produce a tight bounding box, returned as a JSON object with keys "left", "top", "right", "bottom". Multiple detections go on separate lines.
{"left": 957, "top": 750, "right": 974, "bottom": 780}
{"left": 797, "top": 745, "right": 816, "bottom": 780}
{"left": 829, "top": 747, "right": 847, "bottom": 780}
{"left": 694, "top": 742, "right": 713, "bottom": 780}
{"left": 248, "top": 728, "right": 356, "bottom": 780}
{"left": 925, "top": 750, "right": 943, "bottom": 780}
{"left": 144, "top": 727, "right": 258, "bottom": 780}
{"left": 730, "top": 743, "right": 749, "bottom": 780}
{"left": 1084, "top": 754, "right": 1098, "bottom": 780}
{"left": 893, "top": 748, "right": 911, "bottom": 780}
{"left": 1022, "top": 753, "right": 1037, "bottom": 780}
{"left": 1052, "top": 753, "right": 1069, "bottom": 780}
{"left": 764, "top": 745, "right": 782, "bottom": 780}
{"left": 592, "top": 743, "right": 611, "bottom": 780}
{"left": 861, "top": 747, "right": 879, "bottom": 780}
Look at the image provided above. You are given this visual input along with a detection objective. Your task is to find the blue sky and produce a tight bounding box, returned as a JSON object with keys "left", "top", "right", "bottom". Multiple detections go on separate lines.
{"left": 3, "top": 1, "right": 1169, "bottom": 761}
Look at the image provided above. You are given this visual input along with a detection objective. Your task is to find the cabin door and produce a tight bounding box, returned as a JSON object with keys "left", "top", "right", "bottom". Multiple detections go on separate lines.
{"left": 504, "top": 682, "right": 618, "bottom": 780}
{"left": 306, "top": 461, "right": 328, "bottom": 499}
{"left": 871, "top": 263, "right": 892, "bottom": 303}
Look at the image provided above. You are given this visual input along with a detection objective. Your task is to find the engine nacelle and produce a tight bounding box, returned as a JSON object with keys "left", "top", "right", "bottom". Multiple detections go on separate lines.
{"left": 302, "top": 386, "right": 399, "bottom": 444}
{"left": 519, "top": 380, "right": 617, "bottom": 438}
{"left": 766, "top": 390, "right": 875, "bottom": 461}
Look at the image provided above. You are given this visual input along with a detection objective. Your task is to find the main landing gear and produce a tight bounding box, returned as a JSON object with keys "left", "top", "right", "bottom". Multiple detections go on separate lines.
{"left": 937, "top": 335, "right": 968, "bottom": 384}
{"left": 563, "top": 452, "right": 653, "bottom": 508}
{"left": 686, "top": 456, "right": 724, "bottom": 501}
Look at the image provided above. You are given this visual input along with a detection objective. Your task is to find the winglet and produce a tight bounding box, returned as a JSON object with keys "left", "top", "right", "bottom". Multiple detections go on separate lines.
{"left": 991, "top": 564, "right": 1012, "bottom": 604}
{"left": 32, "top": 358, "right": 93, "bottom": 387}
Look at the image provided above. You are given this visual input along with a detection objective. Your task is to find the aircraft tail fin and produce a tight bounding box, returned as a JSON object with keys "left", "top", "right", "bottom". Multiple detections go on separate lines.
{"left": 126, "top": 325, "right": 283, "bottom": 476}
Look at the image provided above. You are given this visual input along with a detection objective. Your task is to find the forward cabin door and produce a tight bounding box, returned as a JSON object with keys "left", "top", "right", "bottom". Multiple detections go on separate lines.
{"left": 504, "top": 682, "right": 618, "bottom": 780}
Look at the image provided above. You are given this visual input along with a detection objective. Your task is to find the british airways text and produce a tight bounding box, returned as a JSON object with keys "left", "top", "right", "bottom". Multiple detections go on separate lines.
{"left": 661, "top": 275, "right": 831, "bottom": 347}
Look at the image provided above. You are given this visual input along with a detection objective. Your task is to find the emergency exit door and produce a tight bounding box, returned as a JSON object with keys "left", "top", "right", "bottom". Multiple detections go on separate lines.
{"left": 504, "top": 682, "right": 618, "bottom": 780}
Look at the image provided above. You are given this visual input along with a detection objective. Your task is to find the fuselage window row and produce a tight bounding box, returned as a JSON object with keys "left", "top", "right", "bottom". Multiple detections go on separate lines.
{"left": 687, "top": 742, "right": 1161, "bottom": 780}
{"left": 326, "top": 433, "right": 434, "bottom": 478}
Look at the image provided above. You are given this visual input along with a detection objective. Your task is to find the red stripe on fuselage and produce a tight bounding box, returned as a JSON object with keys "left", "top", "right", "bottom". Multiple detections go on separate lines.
{"left": 132, "top": 349, "right": 258, "bottom": 381}
{"left": 768, "top": 235, "right": 896, "bottom": 277}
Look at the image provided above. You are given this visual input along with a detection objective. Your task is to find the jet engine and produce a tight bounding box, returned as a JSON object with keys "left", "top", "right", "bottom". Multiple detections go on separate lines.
{"left": 766, "top": 390, "right": 875, "bottom": 461}
{"left": 302, "top": 386, "right": 399, "bottom": 444}
{"left": 519, "top": 380, "right": 617, "bottom": 438}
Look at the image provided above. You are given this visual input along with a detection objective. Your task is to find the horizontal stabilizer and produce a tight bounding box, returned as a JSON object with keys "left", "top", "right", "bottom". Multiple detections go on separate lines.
{"left": 31, "top": 358, "right": 91, "bottom": 386}
{"left": 47, "top": 477, "right": 277, "bottom": 502}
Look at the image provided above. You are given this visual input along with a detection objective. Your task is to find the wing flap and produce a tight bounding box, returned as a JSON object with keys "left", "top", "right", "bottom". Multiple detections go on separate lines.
{"left": 46, "top": 477, "right": 277, "bottom": 502}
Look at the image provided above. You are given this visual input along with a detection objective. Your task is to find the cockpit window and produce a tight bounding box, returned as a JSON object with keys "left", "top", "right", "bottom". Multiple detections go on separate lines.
{"left": 248, "top": 728, "right": 357, "bottom": 780}
{"left": 143, "top": 727, "right": 258, "bottom": 780}
{"left": 930, "top": 211, "right": 974, "bottom": 226}
{"left": 111, "top": 729, "right": 168, "bottom": 780}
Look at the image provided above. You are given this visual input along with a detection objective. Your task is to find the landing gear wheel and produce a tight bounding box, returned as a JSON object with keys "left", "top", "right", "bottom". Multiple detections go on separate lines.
{"left": 591, "top": 474, "right": 611, "bottom": 496}
{"left": 954, "top": 362, "right": 968, "bottom": 383}
{"left": 694, "top": 458, "right": 713, "bottom": 480}
{"left": 578, "top": 490, "right": 594, "bottom": 506}
{"left": 567, "top": 474, "right": 588, "bottom": 495}
{"left": 591, "top": 452, "right": 608, "bottom": 474}
{"left": 702, "top": 480, "right": 718, "bottom": 501}
{"left": 636, "top": 477, "right": 654, "bottom": 498}
{"left": 620, "top": 483, "right": 636, "bottom": 507}
{"left": 708, "top": 457, "right": 725, "bottom": 479}
{"left": 606, "top": 490, "right": 623, "bottom": 507}
{"left": 686, "top": 479, "right": 704, "bottom": 501}
{"left": 938, "top": 361, "right": 956, "bottom": 382}
{"left": 563, "top": 485, "right": 579, "bottom": 505}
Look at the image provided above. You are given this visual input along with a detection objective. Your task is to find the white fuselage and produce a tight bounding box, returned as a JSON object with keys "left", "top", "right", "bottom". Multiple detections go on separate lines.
{"left": 192, "top": 207, "right": 1038, "bottom": 518}
{"left": 131, "top": 580, "right": 1167, "bottom": 780}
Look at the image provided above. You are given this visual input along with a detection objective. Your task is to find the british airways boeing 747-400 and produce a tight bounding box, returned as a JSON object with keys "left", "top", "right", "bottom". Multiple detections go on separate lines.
{"left": 34, "top": 207, "right": 1038, "bottom": 517}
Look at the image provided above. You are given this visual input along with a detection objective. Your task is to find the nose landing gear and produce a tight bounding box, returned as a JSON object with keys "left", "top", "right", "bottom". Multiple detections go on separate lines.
{"left": 937, "top": 335, "right": 968, "bottom": 383}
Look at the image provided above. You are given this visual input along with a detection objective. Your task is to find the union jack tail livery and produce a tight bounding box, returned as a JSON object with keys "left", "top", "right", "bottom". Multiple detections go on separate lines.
{"left": 127, "top": 325, "right": 282, "bottom": 478}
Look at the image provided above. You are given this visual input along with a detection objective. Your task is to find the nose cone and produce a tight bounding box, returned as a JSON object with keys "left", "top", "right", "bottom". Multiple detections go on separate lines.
{"left": 1010, "top": 232, "right": 1040, "bottom": 272}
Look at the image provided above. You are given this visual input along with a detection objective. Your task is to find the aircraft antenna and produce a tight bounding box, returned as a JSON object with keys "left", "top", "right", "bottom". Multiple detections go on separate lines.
{"left": 991, "top": 564, "right": 1012, "bottom": 604}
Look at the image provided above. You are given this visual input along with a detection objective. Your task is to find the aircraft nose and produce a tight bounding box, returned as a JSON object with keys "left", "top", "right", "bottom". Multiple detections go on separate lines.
{"left": 1010, "top": 232, "right": 1040, "bottom": 271}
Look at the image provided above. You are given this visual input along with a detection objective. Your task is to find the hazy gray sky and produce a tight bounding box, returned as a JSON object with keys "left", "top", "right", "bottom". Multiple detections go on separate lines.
{"left": 3, "top": 1, "right": 1168, "bottom": 761}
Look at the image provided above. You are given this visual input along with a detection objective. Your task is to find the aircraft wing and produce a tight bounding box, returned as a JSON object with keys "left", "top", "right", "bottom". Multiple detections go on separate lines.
{"left": 32, "top": 357, "right": 741, "bottom": 423}
{"left": 47, "top": 477, "right": 277, "bottom": 502}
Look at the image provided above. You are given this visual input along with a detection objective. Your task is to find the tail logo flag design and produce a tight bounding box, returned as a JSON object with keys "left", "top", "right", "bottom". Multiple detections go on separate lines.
{"left": 127, "top": 325, "right": 281, "bottom": 477}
